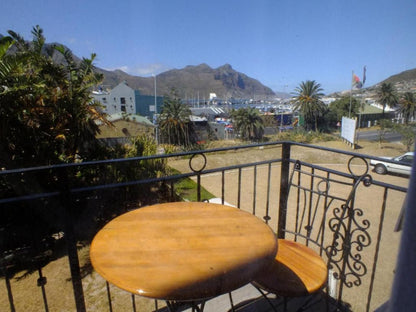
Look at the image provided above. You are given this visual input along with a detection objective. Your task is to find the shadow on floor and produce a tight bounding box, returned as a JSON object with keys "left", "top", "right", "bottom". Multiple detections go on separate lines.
{"left": 229, "top": 293, "right": 352, "bottom": 312}
{"left": 154, "top": 285, "right": 352, "bottom": 312}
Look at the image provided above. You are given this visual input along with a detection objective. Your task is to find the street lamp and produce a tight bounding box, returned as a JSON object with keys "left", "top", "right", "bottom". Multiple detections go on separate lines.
{"left": 282, "top": 85, "right": 288, "bottom": 127}
{"left": 153, "top": 74, "right": 158, "bottom": 145}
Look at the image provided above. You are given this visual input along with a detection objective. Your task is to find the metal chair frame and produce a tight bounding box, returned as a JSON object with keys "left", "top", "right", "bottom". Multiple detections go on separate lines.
{"left": 252, "top": 159, "right": 373, "bottom": 311}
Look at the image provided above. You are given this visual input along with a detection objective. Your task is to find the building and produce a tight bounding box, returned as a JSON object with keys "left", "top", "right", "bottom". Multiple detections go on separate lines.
{"left": 96, "top": 112, "right": 155, "bottom": 146}
{"left": 92, "top": 82, "right": 164, "bottom": 121}
{"left": 190, "top": 107, "right": 227, "bottom": 121}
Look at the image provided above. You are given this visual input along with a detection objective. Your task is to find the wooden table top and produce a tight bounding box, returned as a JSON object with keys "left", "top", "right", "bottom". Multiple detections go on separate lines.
{"left": 90, "top": 202, "right": 277, "bottom": 301}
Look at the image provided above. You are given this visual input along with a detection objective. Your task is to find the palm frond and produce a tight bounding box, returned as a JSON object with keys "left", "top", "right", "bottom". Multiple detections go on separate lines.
{"left": 31, "top": 25, "right": 45, "bottom": 55}
{"left": 0, "top": 36, "right": 14, "bottom": 59}
{"left": 7, "top": 30, "right": 28, "bottom": 50}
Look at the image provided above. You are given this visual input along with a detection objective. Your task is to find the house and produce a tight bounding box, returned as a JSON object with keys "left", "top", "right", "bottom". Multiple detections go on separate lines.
{"left": 92, "top": 82, "right": 163, "bottom": 121}
{"left": 190, "top": 107, "right": 227, "bottom": 121}
{"left": 96, "top": 113, "right": 155, "bottom": 146}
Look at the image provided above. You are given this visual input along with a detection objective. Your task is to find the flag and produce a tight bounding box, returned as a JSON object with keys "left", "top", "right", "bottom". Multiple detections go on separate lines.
{"left": 362, "top": 66, "right": 366, "bottom": 85}
{"left": 352, "top": 73, "right": 363, "bottom": 89}
{"left": 352, "top": 66, "right": 367, "bottom": 89}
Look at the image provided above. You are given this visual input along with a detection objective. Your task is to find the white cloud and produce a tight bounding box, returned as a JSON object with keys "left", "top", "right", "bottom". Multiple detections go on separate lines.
{"left": 66, "top": 37, "right": 77, "bottom": 44}
{"left": 104, "top": 63, "right": 171, "bottom": 76}
{"left": 118, "top": 66, "right": 130, "bottom": 73}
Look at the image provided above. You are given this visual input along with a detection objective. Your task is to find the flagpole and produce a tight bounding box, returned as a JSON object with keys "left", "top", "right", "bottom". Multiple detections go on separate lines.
{"left": 349, "top": 70, "right": 353, "bottom": 118}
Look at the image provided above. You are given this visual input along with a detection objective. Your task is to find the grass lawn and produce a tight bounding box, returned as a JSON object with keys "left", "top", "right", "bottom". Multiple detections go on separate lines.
{"left": 173, "top": 172, "right": 215, "bottom": 201}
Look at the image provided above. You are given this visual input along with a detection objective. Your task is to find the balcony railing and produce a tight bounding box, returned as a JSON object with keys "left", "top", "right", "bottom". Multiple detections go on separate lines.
{"left": 0, "top": 141, "right": 409, "bottom": 311}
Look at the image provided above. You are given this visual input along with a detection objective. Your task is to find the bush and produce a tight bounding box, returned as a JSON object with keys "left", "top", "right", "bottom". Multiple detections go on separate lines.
{"left": 271, "top": 129, "right": 339, "bottom": 143}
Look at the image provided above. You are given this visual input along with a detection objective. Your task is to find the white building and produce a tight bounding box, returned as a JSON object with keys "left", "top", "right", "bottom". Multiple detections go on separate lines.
{"left": 92, "top": 82, "right": 135, "bottom": 115}
{"left": 322, "top": 97, "right": 337, "bottom": 105}
{"left": 92, "top": 82, "right": 163, "bottom": 120}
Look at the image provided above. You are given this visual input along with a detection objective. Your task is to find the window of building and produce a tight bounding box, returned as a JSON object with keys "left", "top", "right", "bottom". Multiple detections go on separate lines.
{"left": 120, "top": 97, "right": 126, "bottom": 112}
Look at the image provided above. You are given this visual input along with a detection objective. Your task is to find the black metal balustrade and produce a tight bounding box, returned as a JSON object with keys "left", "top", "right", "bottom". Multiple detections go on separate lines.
{"left": 0, "top": 141, "right": 409, "bottom": 311}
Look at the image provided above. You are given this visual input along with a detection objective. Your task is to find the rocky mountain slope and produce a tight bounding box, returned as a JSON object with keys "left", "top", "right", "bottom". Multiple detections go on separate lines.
{"left": 98, "top": 63, "right": 275, "bottom": 100}
{"left": 375, "top": 68, "right": 416, "bottom": 94}
{"left": 1, "top": 36, "right": 275, "bottom": 99}
{"left": 330, "top": 68, "right": 416, "bottom": 98}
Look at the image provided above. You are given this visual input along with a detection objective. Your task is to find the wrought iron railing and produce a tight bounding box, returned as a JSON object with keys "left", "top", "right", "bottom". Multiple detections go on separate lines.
{"left": 0, "top": 141, "right": 409, "bottom": 311}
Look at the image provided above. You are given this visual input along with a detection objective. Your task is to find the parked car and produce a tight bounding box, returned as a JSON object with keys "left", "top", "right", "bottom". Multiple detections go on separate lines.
{"left": 370, "top": 152, "right": 414, "bottom": 175}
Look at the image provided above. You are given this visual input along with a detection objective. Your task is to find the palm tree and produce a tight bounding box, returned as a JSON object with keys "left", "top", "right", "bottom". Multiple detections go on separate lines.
{"left": 158, "top": 90, "right": 193, "bottom": 146}
{"left": 291, "top": 80, "right": 326, "bottom": 131}
{"left": 398, "top": 92, "right": 416, "bottom": 124}
{"left": 0, "top": 26, "right": 108, "bottom": 168}
{"left": 376, "top": 82, "right": 398, "bottom": 118}
{"left": 54, "top": 44, "right": 109, "bottom": 158}
{"left": 231, "top": 107, "right": 264, "bottom": 141}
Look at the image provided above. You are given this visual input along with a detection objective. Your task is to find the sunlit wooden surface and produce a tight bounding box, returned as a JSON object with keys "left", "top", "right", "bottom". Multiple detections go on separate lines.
{"left": 253, "top": 239, "right": 328, "bottom": 296}
{"left": 90, "top": 202, "right": 278, "bottom": 301}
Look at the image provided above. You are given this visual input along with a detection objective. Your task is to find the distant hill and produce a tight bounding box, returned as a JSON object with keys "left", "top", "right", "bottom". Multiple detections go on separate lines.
{"left": 330, "top": 68, "right": 416, "bottom": 98}
{"left": 1, "top": 35, "right": 275, "bottom": 99}
{"left": 382, "top": 68, "right": 416, "bottom": 84}
{"left": 377, "top": 68, "right": 416, "bottom": 94}
{"left": 0, "top": 37, "right": 280, "bottom": 99}
{"left": 98, "top": 63, "right": 276, "bottom": 100}
{"left": 95, "top": 67, "right": 152, "bottom": 93}
{"left": 361, "top": 68, "right": 416, "bottom": 95}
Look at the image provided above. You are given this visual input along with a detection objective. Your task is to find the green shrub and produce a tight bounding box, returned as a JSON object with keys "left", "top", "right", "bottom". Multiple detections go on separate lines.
{"left": 161, "top": 144, "right": 179, "bottom": 155}
{"left": 271, "top": 129, "right": 339, "bottom": 143}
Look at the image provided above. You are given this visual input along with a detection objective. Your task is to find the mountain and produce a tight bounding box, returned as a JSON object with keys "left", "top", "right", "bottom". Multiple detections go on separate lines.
{"left": 350, "top": 68, "right": 416, "bottom": 98}
{"left": 99, "top": 63, "right": 276, "bottom": 100}
{"left": 329, "top": 68, "right": 416, "bottom": 98}
{"left": 382, "top": 68, "right": 416, "bottom": 85}
{"left": 0, "top": 36, "right": 275, "bottom": 99}
{"left": 95, "top": 67, "right": 152, "bottom": 93}
{"left": 377, "top": 68, "right": 416, "bottom": 94}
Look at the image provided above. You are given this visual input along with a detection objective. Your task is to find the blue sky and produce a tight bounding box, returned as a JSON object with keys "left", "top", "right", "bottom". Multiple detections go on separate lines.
{"left": 1, "top": 0, "right": 415, "bottom": 94}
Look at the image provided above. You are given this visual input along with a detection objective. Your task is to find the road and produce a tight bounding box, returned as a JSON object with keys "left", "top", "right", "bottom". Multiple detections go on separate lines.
{"left": 356, "top": 129, "right": 402, "bottom": 142}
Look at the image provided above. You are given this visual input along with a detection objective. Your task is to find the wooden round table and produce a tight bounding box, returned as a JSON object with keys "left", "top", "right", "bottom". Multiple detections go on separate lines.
{"left": 90, "top": 202, "right": 277, "bottom": 301}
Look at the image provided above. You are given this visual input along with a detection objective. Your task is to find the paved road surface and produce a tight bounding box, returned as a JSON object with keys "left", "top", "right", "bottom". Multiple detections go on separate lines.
{"left": 357, "top": 130, "right": 402, "bottom": 142}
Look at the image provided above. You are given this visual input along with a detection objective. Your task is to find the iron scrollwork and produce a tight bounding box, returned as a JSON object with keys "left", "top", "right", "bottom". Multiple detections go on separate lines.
{"left": 326, "top": 156, "right": 372, "bottom": 289}
{"left": 189, "top": 153, "right": 207, "bottom": 173}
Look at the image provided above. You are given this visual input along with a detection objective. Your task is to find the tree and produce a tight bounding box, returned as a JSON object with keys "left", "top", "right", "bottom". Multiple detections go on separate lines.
{"left": 377, "top": 119, "right": 393, "bottom": 148}
{"left": 0, "top": 27, "right": 116, "bottom": 267}
{"left": 291, "top": 80, "right": 326, "bottom": 131}
{"left": 261, "top": 114, "right": 278, "bottom": 128}
{"left": 376, "top": 82, "right": 398, "bottom": 118}
{"left": 398, "top": 92, "right": 416, "bottom": 125}
{"left": 231, "top": 107, "right": 264, "bottom": 141}
{"left": 0, "top": 26, "right": 108, "bottom": 169}
{"left": 391, "top": 123, "right": 416, "bottom": 152}
{"left": 328, "top": 96, "right": 360, "bottom": 124}
{"left": 158, "top": 89, "right": 194, "bottom": 146}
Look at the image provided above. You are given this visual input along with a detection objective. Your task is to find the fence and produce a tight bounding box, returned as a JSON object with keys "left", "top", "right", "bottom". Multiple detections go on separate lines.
{"left": 0, "top": 141, "right": 409, "bottom": 311}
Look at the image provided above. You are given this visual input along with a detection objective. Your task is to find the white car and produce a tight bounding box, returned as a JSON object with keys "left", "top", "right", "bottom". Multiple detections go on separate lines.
{"left": 370, "top": 152, "right": 414, "bottom": 176}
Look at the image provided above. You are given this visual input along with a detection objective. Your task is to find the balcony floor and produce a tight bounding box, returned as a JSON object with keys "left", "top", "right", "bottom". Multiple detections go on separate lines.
{"left": 155, "top": 284, "right": 344, "bottom": 312}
